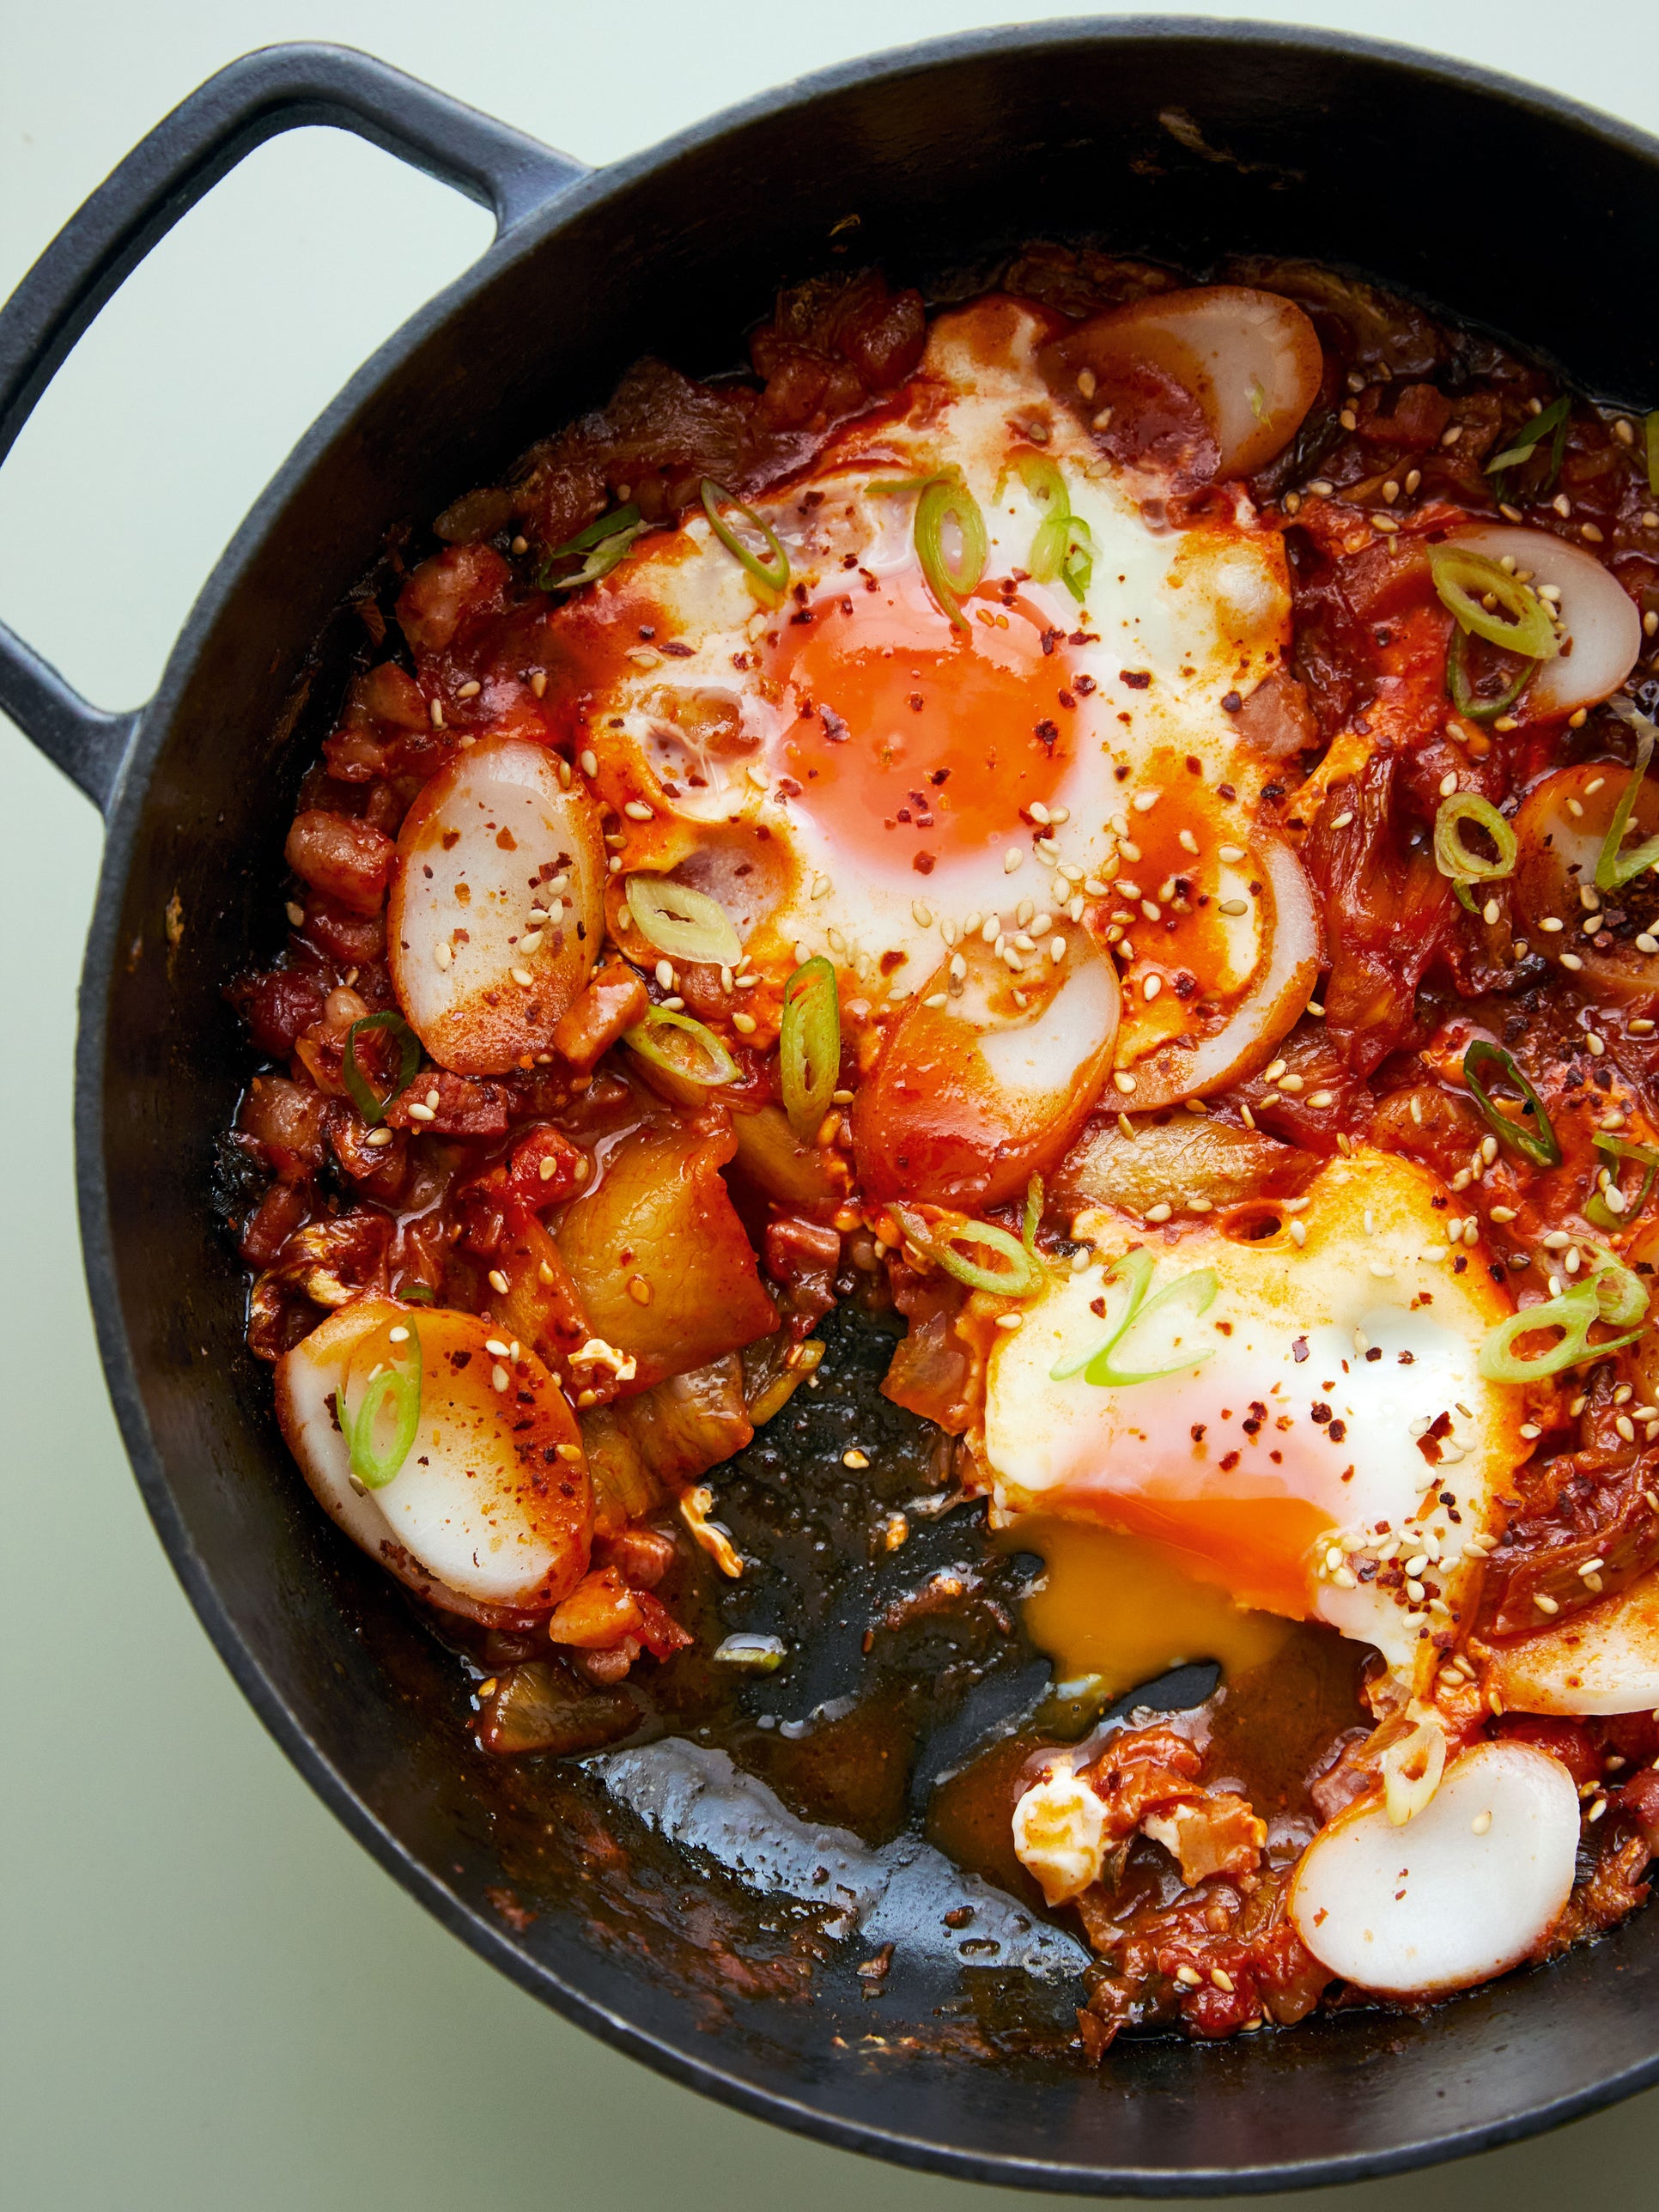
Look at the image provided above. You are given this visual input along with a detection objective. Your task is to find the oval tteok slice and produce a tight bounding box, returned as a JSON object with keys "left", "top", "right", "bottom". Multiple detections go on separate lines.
{"left": 276, "top": 1297, "right": 592, "bottom": 1620}
{"left": 389, "top": 737, "right": 605, "bottom": 1073}
{"left": 1290, "top": 1741, "right": 1578, "bottom": 1996}
{"left": 1444, "top": 526, "right": 1641, "bottom": 719}
{"left": 1489, "top": 1567, "right": 1659, "bottom": 1716}
{"left": 1043, "top": 286, "right": 1323, "bottom": 483}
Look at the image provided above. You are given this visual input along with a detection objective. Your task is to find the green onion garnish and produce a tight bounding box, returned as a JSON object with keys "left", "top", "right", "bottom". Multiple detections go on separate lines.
{"left": 1059, "top": 516, "right": 1096, "bottom": 605}
{"left": 1050, "top": 1249, "right": 1218, "bottom": 1386}
{"left": 625, "top": 873, "right": 743, "bottom": 967}
{"left": 1445, "top": 624, "right": 1536, "bottom": 724}
{"left": 1595, "top": 701, "right": 1659, "bottom": 892}
{"left": 1023, "top": 1172, "right": 1043, "bottom": 1256}
{"left": 779, "top": 956, "right": 840, "bottom": 1140}
{"left": 1486, "top": 395, "right": 1571, "bottom": 476}
{"left": 1434, "top": 793, "right": 1516, "bottom": 902}
{"left": 896, "top": 1206, "right": 1043, "bottom": 1299}
{"left": 537, "top": 502, "right": 647, "bottom": 592}
{"left": 1478, "top": 1268, "right": 1647, "bottom": 1383}
{"left": 701, "top": 480, "right": 788, "bottom": 601}
{"left": 1429, "top": 546, "right": 1559, "bottom": 662}
{"left": 1462, "top": 1040, "right": 1560, "bottom": 1170}
{"left": 1011, "top": 456, "right": 1071, "bottom": 583}
{"left": 398, "top": 1282, "right": 436, "bottom": 1305}
{"left": 348, "top": 1325, "right": 422, "bottom": 1490}
{"left": 876, "top": 471, "right": 988, "bottom": 629}
{"left": 342, "top": 1010, "right": 421, "bottom": 1126}
{"left": 1586, "top": 1243, "right": 1649, "bottom": 1328}
{"left": 1586, "top": 1135, "right": 1659, "bottom": 1232}
{"left": 623, "top": 1006, "right": 739, "bottom": 1089}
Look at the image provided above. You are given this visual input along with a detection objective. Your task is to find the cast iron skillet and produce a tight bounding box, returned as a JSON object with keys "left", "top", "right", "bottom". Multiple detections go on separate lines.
{"left": 6, "top": 20, "right": 1659, "bottom": 2193}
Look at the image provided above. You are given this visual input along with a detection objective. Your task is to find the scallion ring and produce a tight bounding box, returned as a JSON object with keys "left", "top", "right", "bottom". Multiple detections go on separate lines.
{"left": 883, "top": 471, "right": 988, "bottom": 629}
{"left": 1478, "top": 1279, "right": 1644, "bottom": 1384}
{"left": 1051, "top": 1250, "right": 1154, "bottom": 1380}
{"left": 1445, "top": 624, "right": 1536, "bottom": 724}
{"left": 896, "top": 1206, "right": 1044, "bottom": 1299}
{"left": 348, "top": 1324, "right": 422, "bottom": 1490}
{"left": 342, "top": 1009, "right": 421, "bottom": 1126}
{"left": 1485, "top": 395, "right": 1571, "bottom": 476}
{"left": 1462, "top": 1039, "right": 1560, "bottom": 1170}
{"left": 1586, "top": 1135, "right": 1659, "bottom": 1232}
{"left": 1587, "top": 1245, "right": 1650, "bottom": 1329}
{"left": 1434, "top": 793, "right": 1517, "bottom": 900}
{"left": 779, "top": 956, "right": 841, "bottom": 1140}
{"left": 537, "top": 502, "right": 647, "bottom": 592}
{"left": 1023, "top": 1172, "right": 1044, "bottom": 1255}
{"left": 623, "top": 1006, "right": 739, "bottom": 1089}
{"left": 1429, "top": 545, "right": 1559, "bottom": 662}
{"left": 1595, "top": 701, "right": 1659, "bottom": 892}
{"left": 624, "top": 874, "right": 743, "bottom": 968}
{"left": 701, "top": 480, "right": 789, "bottom": 601}
{"left": 1059, "top": 516, "right": 1096, "bottom": 605}
{"left": 1085, "top": 1267, "right": 1218, "bottom": 1388}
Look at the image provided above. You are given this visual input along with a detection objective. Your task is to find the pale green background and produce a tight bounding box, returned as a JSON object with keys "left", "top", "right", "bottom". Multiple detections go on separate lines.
{"left": 5, "top": 3, "right": 1658, "bottom": 2203}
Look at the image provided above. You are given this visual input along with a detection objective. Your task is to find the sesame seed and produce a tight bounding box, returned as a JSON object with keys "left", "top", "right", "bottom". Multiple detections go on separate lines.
{"left": 912, "top": 901, "right": 933, "bottom": 927}
{"left": 1308, "top": 1090, "right": 1334, "bottom": 1109}
{"left": 1582, "top": 522, "right": 1605, "bottom": 544}
{"left": 1211, "top": 1968, "right": 1235, "bottom": 1994}
{"left": 1113, "top": 1071, "right": 1138, "bottom": 1095}
{"left": 1175, "top": 1966, "right": 1201, "bottom": 1988}
{"left": 1003, "top": 848, "right": 1024, "bottom": 873}
{"left": 1289, "top": 1219, "right": 1307, "bottom": 1247}
{"left": 1439, "top": 772, "right": 1458, "bottom": 798}
{"left": 995, "top": 1312, "right": 1024, "bottom": 1332}
{"left": 1277, "top": 1073, "right": 1304, "bottom": 1094}
{"left": 732, "top": 1011, "right": 757, "bottom": 1035}
{"left": 1051, "top": 935, "right": 1067, "bottom": 963}
{"left": 1560, "top": 953, "right": 1585, "bottom": 970}
{"left": 365, "top": 1127, "right": 394, "bottom": 1148}
{"left": 510, "top": 966, "right": 533, "bottom": 987}
{"left": 1368, "top": 1260, "right": 1395, "bottom": 1279}
{"left": 1218, "top": 897, "right": 1249, "bottom": 916}
{"left": 1132, "top": 790, "right": 1160, "bottom": 814}
{"left": 580, "top": 749, "right": 599, "bottom": 777}
{"left": 1144, "top": 975, "right": 1163, "bottom": 1001}
{"left": 1472, "top": 1810, "right": 1492, "bottom": 1835}
{"left": 1330, "top": 811, "right": 1355, "bottom": 830}
{"left": 428, "top": 697, "right": 446, "bottom": 728}
{"left": 406, "top": 1101, "right": 436, "bottom": 1123}
{"left": 1534, "top": 1593, "right": 1560, "bottom": 1614}
{"left": 1638, "top": 933, "right": 1659, "bottom": 954}
{"left": 491, "top": 1364, "right": 510, "bottom": 1392}
{"left": 924, "top": 992, "right": 949, "bottom": 1009}
{"left": 284, "top": 900, "right": 306, "bottom": 927}
{"left": 842, "top": 1449, "right": 870, "bottom": 1469}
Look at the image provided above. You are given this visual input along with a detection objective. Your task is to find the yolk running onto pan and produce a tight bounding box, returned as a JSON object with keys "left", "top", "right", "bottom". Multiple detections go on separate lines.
{"left": 775, "top": 573, "right": 1076, "bottom": 873}
{"left": 1005, "top": 1517, "right": 1291, "bottom": 1700}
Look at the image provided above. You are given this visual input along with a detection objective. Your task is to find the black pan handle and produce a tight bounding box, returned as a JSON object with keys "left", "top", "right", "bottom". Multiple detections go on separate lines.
{"left": 0, "top": 42, "right": 588, "bottom": 814}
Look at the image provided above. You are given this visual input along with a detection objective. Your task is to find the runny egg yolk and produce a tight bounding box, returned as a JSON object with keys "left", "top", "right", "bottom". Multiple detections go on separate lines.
{"left": 773, "top": 571, "right": 1078, "bottom": 880}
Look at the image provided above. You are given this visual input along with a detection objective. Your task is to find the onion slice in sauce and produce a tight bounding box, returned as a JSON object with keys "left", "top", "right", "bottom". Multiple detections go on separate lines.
{"left": 1118, "top": 832, "right": 1322, "bottom": 1111}
{"left": 1441, "top": 525, "right": 1641, "bottom": 718}
{"left": 1488, "top": 1565, "right": 1659, "bottom": 1716}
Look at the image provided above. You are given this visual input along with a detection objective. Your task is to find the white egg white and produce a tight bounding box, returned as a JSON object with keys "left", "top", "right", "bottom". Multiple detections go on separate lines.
{"left": 983, "top": 1146, "right": 1533, "bottom": 1686}
{"left": 574, "top": 296, "right": 1294, "bottom": 1006}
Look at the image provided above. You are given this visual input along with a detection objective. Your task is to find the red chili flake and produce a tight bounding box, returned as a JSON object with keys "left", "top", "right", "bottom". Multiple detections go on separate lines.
{"left": 1221, "top": 690, "right": 1243, "bottom": 713}
{"left": 1120, "top": 669, "right": 1152, "bottom": 689}
{"left": 930, "top": 767, "right": 951, "bottom": 785}
{"left": 661, "top": 640, "right": 695, "bottom": 657}
{"left": 822, "top": 706, "right": 850, "bottom": 743}
{"left": 913, "top": 852, "right": 936, "bottom": 875}
{"left": 1291, "top": 1337, "right": 1310, "bottom": 1362}
{"left": 777, "top": 776, "right": 802, "bottom": 798}
{"left": 1040, "top": 627, "right": 1063, "bottom": 656}
{"left": 1328, "top": 1419, "right": 1347, "bottom": 1443}
{"left": 908, "top": 692, "right": 925, "bottom": 711}
{"left": 1035, "top": 719, "right": 1060, "bottom": 748}
{"left": 896, "top": 807, "right": 912, "bottom": 823}
{"left": 1058, "top": 690, "right": 1078, "bottom": 709}
{"left": 1311, "top": 1402, "right": 1332, "bottom": 1424}
{"left": 1191, "top": 1423, "right": 1206, "bottom": 1442}
{"left": 1075, "top": 673, "right": 1097, "bottom": 695}
{"left": 1219, "top": 1450, "right": 1241, "bottom": 1472}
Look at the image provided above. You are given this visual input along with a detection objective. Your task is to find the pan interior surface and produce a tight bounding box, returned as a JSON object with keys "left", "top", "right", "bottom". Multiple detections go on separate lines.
{"left": 80, "top": 24, "right": 1659, "bottom": 2192}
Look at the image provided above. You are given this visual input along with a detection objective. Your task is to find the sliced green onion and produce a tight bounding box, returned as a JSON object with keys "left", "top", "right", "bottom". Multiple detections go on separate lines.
{"left": 911, "top": 472, "right": 988, "bottom": 629}
{"left": 1478, "top": 1279, "right": 1644, "bottom": 1383}
{"left": 343, "top": 1010, "right": 421, "bottom": 1126}
{"left": 624, "top": 874, "right": 743, "bottom": 967}
{"left": 1587, "top": 1245, "right": 1650, "bottom": 1328}
{"left": 779, "top": 956, "right": 840, "bottom": 1140}
{"left": 538, "top": 502, "right": 647, "bottom": 592}
{"left": 1429, "top": 545, "right": 1559, "bottom": 661}
{"left": 1434, "top": 793, "right": 1516, "bottom": 895}
{"left": 623, "top": 1006, "right": 739, "bottom": 1088}
{"left": 1085, "top": 1267, "right": 1218, "bottom": 1387}
{"left": 1586, "top": 1135, "right": 1659, "bottom": 1232}
{"left": 1486, "top": 396, "right": 1571, "bottom": 475}
{"left": 701, "top": 480, "right": 788, "bottom": 600}
{"left": 1595, "top": 701, "right": 1659, "bottom": 891}
{"left": 1023, "top": 1172, "right": 1044, "bottom": 1255}
{"left": 398, "top": 1282, "right": 436, "bottom": 1305}
{"left": 1462, "top": 1039, "right": 1560, "bottom": 1170}
{"left": 1009, "top": 457, "right": 1071, "bottom": 582}
{"left": 348, "top": 1325, "right": 422, "bottom": 1490}
{"left": 1059, "top": 517, "right": 1096, "bottom": 605}
{"left": 897, "top": 1206, "right": 1043, "bottom": 1298}
{"left": 1445, "top": 624, "right": 1536, "bottom": 724}
{"left": 1051, "top": 1250, "right": 1154, "bottom": 1379}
